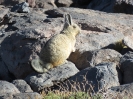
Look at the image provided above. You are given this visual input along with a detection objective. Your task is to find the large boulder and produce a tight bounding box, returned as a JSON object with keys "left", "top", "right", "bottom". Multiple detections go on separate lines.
{"left": 63, "top": 63, "right": 119, "bottom": 92}
{"left": 0, "top": 29, "right": 44, "bottom": 79}
{"left": 25, "top": 61, "right": 79, "bottom": 92}
{"left": 0, "top": 10, "right": 62, "bottom": 79}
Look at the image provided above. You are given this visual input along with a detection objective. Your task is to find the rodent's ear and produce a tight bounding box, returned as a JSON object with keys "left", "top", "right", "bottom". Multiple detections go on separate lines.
{"left": 67, "top": 14, "right": 73, "bottom": 25}
{"left": 64, "top": 14, "right": 70, "bottom": 27}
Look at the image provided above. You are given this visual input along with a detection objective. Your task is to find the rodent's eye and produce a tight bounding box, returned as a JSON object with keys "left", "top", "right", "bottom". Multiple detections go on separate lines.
{"left": 73, "top": 25, "right": 76, "bottom": 28}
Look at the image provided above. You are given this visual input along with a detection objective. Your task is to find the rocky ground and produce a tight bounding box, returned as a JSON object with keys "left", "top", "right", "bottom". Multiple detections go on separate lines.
{"left": 0, "top": 0, "right": 133, "bottom": 99}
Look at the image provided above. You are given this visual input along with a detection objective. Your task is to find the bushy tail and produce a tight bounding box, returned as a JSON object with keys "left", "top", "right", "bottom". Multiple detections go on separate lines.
{"left": 31, "top": 58, "right": 53, "bottom": 73}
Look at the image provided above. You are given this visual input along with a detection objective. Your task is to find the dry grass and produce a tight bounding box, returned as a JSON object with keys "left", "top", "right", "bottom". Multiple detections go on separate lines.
{"left": 40, "top": 73, "right": 133, "bottom": 99}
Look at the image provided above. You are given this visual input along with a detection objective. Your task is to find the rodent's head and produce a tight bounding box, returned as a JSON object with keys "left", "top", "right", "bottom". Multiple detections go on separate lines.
{"left": 62, "top": 14, "right": 81, "bottom": 36}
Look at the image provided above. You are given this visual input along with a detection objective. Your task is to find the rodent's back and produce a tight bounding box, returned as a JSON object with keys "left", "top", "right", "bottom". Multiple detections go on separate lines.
{"left": 40, "top": 34, "right": 73, "bottom": 66}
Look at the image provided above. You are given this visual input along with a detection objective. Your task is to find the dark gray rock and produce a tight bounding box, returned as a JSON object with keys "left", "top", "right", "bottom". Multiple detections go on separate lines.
{"left": 0, "top": 81, "right": 20, "bottom": 94}
{"left": 104, "top": 83, "right": 133, "bottom": 99}
{"left": 0, "top": 29, "right": 44, "bottom": 79}
{"left": 87, "top": 0, "right": 133, "bottom": 14}
{"left": 88, "top": 49, "right": 122, "bottom": 67}
{"left": 87, "top": 0, "right": 115, "bottom": 13}
{"left": 0, "top": 11, "right": 63, "bottom": 79}
{"left": 0, "top": 61, "right": 14, "bottom": 81}
{"left": 11, "top": 2, "right": 30, "bottom": 13}
{"left": 63, "top": 63, "right": 119, "bottom": 92}
{"left": 0, "top": 0, "right": 25, "bottom": 6}
{"left": 12, "top": 79, "right": 33, "bottom": 93}
{"left": 120, "top": 51, "right": 133, "bottom": 84}
{"left": 25, "top": 61, "right": 79, "bottom": 92}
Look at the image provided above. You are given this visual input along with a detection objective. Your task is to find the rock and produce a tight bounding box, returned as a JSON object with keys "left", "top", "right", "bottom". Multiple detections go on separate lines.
{"left": 0, "top": 81, "right": 20, "bottom": 94}
{"left": 26, "top": 0, "right": 36, "bottom": 8}
{"left": 35, "top": 0, "right": 57, "bottom": 9}
{"left": 70, "top": 49, "right": 122, "bottom": 69}
{"left": 0, "top": 29, "right": 46, "bottom": 79}
{"left": 0, "top": 61, "right": 14, "bottom": 81}
{"left": 12, "top": 79, "right": 33, "bottom": 93}
{"left": 0, "top": 8, "right": 9, "bottom": 22}
{"left": 87, "top": 0, "right": 115, "bottom": 13}
{"left": 0, "top": 0, "right": 25, "bottom": 6}
{"left": 25, "top": 61, "right": 79, "bottom": 92}
{"left": 114, "top": 0, "right": 133, "bottom": 14}
{"left": 12, "top": 92, "right": 42, "bottom": 99}
{"left": 63, "top": 63, "right": 119, "bottom": 92}
{"left": 55, "top": 0, "right": 73, "bottom": 7}
{"left": 0, "top": 92, "right": 42, "bottom": 99}
{"left": 11, "top": 2, "right": 30, "bottom": 13}
{"left": 104, "top": 83, "right": 133, "bottom": 99}
{"left": 123, "top": 35, "right": 133, "bottom": 50}
{"left": 120, "top": 51, "right": 133, "bottom": 84}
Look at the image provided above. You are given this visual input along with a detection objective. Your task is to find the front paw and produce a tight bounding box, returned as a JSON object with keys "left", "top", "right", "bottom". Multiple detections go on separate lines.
{"left": 72, "top": 47, "right": 76, "bottom": 52}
